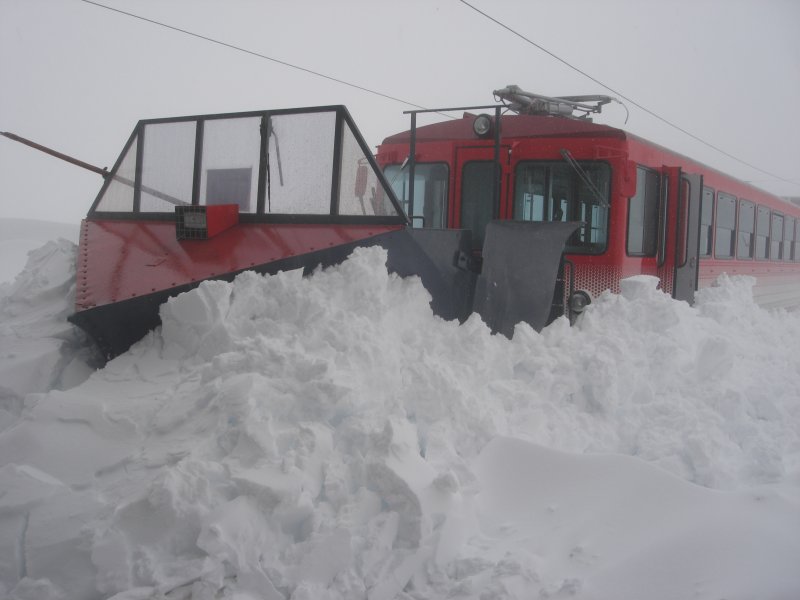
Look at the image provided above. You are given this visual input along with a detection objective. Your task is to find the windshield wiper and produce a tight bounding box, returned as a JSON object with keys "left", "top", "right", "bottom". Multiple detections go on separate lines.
{"left": 560, "top": 148, "right": 608, "bottom": 207}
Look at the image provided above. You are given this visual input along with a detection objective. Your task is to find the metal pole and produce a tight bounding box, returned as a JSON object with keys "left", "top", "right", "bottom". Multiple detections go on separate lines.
{"left": 1, "top": 131, "right": 108, "bottom": 177}
{"left": 493, "top": 105, "right": 502, "bottom": 219}
{"left": 408, "top": 112, "right": 417, "bottom": 225}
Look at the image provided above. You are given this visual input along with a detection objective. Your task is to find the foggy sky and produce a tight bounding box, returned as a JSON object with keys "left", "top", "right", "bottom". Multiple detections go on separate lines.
{"left": 1, "top": 0, "right": 798, "bottom": 225}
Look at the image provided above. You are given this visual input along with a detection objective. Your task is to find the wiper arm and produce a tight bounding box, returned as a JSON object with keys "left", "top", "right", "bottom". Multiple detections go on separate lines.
{"left": 560, "top": 149, "right": 608, "bottom": 207}
{"left": 263, "top": 117, "right": 285, "bottom": 211}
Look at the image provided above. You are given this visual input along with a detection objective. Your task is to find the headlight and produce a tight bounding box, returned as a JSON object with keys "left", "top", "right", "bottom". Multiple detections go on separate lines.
{"left": 472, "top": 114, "right": 493, "bottom": 138}
{"left": 568, "top": 290, "right": 591, "bottom": 314}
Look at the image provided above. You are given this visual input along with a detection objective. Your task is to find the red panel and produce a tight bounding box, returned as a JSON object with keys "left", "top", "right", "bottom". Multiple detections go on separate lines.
{"left": 205, "top": 204, "right": 240, "bottom": 238}
{"left": 75, "top": 219, "right": 402, "bottom": 311}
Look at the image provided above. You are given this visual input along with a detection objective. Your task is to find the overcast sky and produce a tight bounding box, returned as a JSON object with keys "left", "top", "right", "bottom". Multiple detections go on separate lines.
{"left": 1, "top": 0, "right": 798, "bottom": 225}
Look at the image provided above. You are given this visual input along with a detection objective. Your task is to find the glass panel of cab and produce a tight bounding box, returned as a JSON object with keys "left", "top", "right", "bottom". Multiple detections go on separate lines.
{"left": 383, "top": 163, "right": 449, "bottom": 228}
{"left": 514, "top": 161, "right": 610, "bottom": 254}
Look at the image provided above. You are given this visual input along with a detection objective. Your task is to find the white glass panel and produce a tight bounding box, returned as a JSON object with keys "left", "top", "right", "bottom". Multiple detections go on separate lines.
{"left": 339, "top": 123, "right": 398, "bottom": 217}
{"left": 266, "top": 112, "right": 334, "bottom": 214}
{"left": 140, "top": 121, "right": 195, "bottom": 212}
{"left": 95, "top": 136, "right": 137, "bottom": 212}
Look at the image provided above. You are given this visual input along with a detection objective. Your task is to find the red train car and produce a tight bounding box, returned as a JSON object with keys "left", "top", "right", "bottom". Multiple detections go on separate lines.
{"left": 376, "top": 87, "right": 800, "bottom": 312}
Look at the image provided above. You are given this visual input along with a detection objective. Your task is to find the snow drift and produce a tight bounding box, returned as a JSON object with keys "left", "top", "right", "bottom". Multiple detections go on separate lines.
{"left": 0, "top": 235, "right": 798, "bottom": 600}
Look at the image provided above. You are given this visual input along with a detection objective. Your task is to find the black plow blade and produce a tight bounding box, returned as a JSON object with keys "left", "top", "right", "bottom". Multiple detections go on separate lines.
{"left": 473, "top": 221, "right": 581, "bottom": 337}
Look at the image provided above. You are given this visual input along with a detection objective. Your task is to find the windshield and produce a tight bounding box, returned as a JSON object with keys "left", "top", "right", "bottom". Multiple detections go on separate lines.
{"left": 90, "top": 107, "right": 404, "bottom": 222}
{"left": 513, "top": 161, "right": 610, "bottom": 254}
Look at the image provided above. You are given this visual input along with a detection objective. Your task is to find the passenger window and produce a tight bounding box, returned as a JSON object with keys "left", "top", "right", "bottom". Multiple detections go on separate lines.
{"left": 737, "top": 200, "right": 754, "bottom": 260}
{"left": 796, "top": 220, "right": 800, "bottom": 261}
{"left": 756, "top": 206, "right": 770, "bottom": 260}
{"left": 771, "top": 213, "right": 784, "bottom": 260}
{"left": 714, "top": 193, "right": 736, "bottom": 258}
{"left": 627, "top": 167, "right": 660, "bottom": 256}
{"left": 384, "top": 163, "right": 449, "bottom": 228}
{"left": 784, "top": 217, "right": 796, "bottom": 262}
{"left": 699, "top": 187, "right": 714, "bottom": 257}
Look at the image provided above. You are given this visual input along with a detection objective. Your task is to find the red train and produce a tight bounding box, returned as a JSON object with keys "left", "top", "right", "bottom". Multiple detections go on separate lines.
{"left": 376, "top": 86, "right": 800, "bottom": 312}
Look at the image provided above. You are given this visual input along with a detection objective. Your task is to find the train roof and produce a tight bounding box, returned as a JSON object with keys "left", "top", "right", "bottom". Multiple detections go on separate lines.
{"left": 380, "top": 113, "right": 627, "bottom": 144}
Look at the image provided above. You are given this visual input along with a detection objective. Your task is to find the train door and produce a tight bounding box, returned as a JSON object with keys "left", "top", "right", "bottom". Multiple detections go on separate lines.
{"left": 453, "top": 146, "right": 509, "bottom": 249}
{"left": 660, "top": 167, "right": 702, "bottom": 303}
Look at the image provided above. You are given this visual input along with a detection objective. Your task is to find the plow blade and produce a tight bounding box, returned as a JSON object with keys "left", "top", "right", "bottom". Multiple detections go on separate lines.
{"left": 473, "top": 221, "right": 581, "bottom": 337}
{"left": 386, "top": 228, "right": 475, "bottom": 322}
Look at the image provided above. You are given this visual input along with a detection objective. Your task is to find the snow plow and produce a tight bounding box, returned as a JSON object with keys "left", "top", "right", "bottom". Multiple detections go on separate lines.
{"left": 4, "top": 105, "right": 579, "bottom": 359}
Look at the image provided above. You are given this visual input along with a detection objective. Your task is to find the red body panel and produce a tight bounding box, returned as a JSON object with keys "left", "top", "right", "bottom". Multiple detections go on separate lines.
{"left": 75, "top": 220, "right": 403, "bottom": 311}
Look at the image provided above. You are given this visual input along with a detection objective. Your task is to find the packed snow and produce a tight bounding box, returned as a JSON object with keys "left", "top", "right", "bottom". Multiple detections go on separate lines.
{"left": 0, "top": 222, "right": 798, "bottom": 600}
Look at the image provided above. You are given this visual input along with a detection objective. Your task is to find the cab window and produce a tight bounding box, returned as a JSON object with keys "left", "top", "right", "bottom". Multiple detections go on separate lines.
{"left": 384, "top": 163, "right": 449, "bottom": 229}
{"left": 514, "top": 161, "right": 610, "bottom": 254}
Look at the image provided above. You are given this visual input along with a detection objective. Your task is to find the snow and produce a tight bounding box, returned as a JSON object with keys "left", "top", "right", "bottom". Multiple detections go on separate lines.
{"left": 0, "top": 219, "right": 798, "bottom": 600}
{"left": 0, "top": 219, "right": 79, "bottom": 285}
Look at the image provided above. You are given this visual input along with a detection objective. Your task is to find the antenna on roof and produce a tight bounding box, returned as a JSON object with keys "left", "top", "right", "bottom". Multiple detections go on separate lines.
{"left": 493, "top": 85, "right": 629, "bottom": 123}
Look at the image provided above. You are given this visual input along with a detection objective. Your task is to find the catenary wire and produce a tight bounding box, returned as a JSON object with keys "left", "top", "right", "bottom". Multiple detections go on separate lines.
{"left": 457, "top": 0, "right": 799, "bottom": 189}
{"left": 78, "top": 0, "right": 436, "bottom": 112}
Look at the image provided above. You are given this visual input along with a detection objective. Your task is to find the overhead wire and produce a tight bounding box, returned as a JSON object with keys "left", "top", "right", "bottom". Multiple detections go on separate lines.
{"left": 78, "top": 0, "right": 434, "bottom": 112}
{"left": 457, "top": 0, "right": 799, "bottom": 189}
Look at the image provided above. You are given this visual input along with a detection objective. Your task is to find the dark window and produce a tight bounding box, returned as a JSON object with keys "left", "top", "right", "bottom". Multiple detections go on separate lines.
{"left": 206, "top": 168, "right": 253, "bottom": 211}
{"left": 756, "top": 205, "right": 770, "bottom": 260}
{"left": 795, "top": 220, "right": 800, "bottom": 261}
{"left": 737, "top": 200, "right": 755, "bottom": 259}
{"left": 627, "top": 167, "right": 660, "bottom": 256}
{"left": 462, "top": 161, "right": 496, "bottom": 248}
{"left": 384, "top": 163, "right": 449, "bottom": 228}
{"left": 715, "top": 193, "right": 736, "bottom": 258}
{"left": 784, "top": 217, "right": 796, "bottom": 262}
{"left": 514, "top": 161, "right": 611, "bottom": 254}
{"left": 699, "top": 187, "right": 714, "bottom": 257}
{"left": 771, "top": 213, "right": 784, "bottom": 260}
